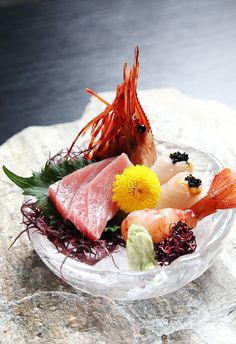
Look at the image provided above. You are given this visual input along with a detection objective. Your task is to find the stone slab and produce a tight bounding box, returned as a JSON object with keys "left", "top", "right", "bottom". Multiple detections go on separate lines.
{"left": 0, "top": 89, "right": 236, "bottom": 343}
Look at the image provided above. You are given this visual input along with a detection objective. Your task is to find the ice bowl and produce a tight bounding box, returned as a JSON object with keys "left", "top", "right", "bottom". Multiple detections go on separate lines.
{"left": 28, "top": 140, "right": 235, "bottom": 300}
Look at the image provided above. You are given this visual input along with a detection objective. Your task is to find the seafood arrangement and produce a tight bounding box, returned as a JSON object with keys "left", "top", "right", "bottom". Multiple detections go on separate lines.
{"left": 3, "top": 47, "right": 236, "bottom": 272}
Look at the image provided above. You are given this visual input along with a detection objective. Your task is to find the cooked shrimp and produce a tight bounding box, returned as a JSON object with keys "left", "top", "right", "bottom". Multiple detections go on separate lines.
{"left": 122, "top": 208, "right": 197, "bottom": 243}
{"left": 67, "top": 47, "right": 157, "bottom": 167}
{"left": 151, "top": 151, "right": 193, "bottom": 184}
{"left": 155, "top": 172, "right": 203, "bottom": 210}
{"left": 121, "top": 168, "right": 236, "bottom": 243}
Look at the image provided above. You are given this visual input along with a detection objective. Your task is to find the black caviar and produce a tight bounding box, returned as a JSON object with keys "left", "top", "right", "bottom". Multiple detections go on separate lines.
{"left": 169, "top": 151, "right": 189, "bottom": 164}
{"left": 185, "top": 174, "right": 202, "bottom": 188}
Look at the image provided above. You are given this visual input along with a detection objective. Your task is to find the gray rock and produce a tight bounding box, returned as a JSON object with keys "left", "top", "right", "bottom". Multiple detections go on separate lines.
{"left": 0, "top": 89, "right": 236, "bottom": 343}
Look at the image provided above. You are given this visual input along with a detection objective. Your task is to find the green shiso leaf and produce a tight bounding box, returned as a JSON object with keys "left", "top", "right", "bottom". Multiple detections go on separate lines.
{"left": 3, "top": 157, "right": 92, "bottom": 223}
{"left": 103, "top": 210, "right": 127, "bottom": 233}
{"left": 104, "top": 225, "right": 120, "bottom": 233}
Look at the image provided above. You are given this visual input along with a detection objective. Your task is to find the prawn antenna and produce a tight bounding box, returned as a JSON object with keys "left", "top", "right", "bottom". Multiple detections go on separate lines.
{"left": 85, "top": 88, "right": 111, "bottom": 107}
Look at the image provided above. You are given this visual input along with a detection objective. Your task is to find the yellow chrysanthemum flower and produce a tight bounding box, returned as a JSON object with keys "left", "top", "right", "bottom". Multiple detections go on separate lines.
{"left": 112, "top": 165, "right": 161, "bottom": 213}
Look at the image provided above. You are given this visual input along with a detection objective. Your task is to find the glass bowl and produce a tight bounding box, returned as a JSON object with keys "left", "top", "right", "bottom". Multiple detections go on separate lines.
{"left": 28, "top": 140, "right": 235, "bottom": 300}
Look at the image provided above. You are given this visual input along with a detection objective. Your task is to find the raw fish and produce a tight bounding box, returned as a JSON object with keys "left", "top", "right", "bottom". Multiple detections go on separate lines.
{"left": 67, "top": 153, "right": 132, "bottom": 240}
{"left": 152, "top": 152, "right": 193, "bottom": 184}
{"left": 48, "top": 157, "right": 114, "bottom": 218}
{"left": 49, "top": 153, "right": 132, "bottom": 240}
{"left": 156, "top": 172, "right": 203, "bottom": 210}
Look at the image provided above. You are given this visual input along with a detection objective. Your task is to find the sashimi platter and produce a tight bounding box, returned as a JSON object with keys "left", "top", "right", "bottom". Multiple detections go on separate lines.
{"left": 3, "top": 47, "right": 236, "bottom": 299}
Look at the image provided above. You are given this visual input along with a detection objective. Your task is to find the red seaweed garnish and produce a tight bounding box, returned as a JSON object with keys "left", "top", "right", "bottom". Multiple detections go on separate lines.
{"left": 154, "top": 221, "right": 197, "bottom": 266}
{"left": 21, "top": 201, "right": 125, "bottom": 266}
{"left": 47, "top": 145, "right": 93, "bottom": 166}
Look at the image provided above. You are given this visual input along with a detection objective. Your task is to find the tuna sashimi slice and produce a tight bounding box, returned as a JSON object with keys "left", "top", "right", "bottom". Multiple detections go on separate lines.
{"left": 67, "top": 153, "right": 132, "bottom": 240}
{"left": 48, "top": 157, "right": 114, "bottom": 219}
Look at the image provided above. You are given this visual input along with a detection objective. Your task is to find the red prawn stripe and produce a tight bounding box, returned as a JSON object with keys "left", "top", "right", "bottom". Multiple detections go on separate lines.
{"left": 125, "top": 53, "right": 138, "bottom": 118}
{"left": 134, "top": 91, "right": 150, "bottom": 130}
{"left": 123, "top": 63, "right": 130, "bottom": 116}
{"left": 67, "top": 105, "right": 113, "bottom": 157}
{"left": 93, "top": 118, "right": 118, "bottom": 156}
{"left": 88, "top": 112, "right": 116, "bottom": 154}
{"left": 91, "top": 116, "right": 108, "bottom": 140}
{"left": 128, "top": 74, "right": 134, "bottom": 115}
{"left": 210, "top": 174, "right": 236, "bottom": 196}
{"left": 85, "top": 88, "right": 110, "bottom": 107}
{"left": 130, "top": 48, "right": 139, "bottom": 115}
{"left": 209, "top": 168, "right": 232, "bottom": 193}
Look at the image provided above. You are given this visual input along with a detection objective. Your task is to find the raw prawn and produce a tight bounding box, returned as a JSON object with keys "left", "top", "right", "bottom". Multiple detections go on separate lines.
{"left": 67, "top": 47, "right": 157, "bottom": 167}
{"left": 121, "top": 168, "right": 236, "bottom": 243}
{"left": 155, "top": 172, "right": 203, "bottom": 210}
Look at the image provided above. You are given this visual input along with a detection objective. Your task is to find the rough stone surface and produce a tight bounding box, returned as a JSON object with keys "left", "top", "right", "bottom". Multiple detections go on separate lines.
{"left": 0, "top": 89, "right": 236, "bottom": 343}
